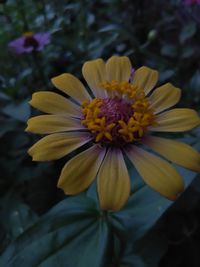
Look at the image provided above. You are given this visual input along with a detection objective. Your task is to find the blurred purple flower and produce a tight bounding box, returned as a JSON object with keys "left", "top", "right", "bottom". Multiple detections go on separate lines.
{"left": 8, "top": 32, "right": 50, "bottom": 54}
{"left": 184, "top": 0, "right": 200, "bottom": 5}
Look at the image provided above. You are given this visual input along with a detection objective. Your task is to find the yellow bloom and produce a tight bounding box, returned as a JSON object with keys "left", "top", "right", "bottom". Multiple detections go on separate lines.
{"left": 26, "top": 56, "right": 200, "bottom": 211}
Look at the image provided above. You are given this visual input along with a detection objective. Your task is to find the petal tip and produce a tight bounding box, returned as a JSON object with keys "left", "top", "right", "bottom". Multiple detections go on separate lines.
{"left": 51, "top": 74, "right": 64, "bottom": 85}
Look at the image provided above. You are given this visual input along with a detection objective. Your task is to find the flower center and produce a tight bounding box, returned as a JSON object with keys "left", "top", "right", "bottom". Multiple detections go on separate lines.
{"left": 81, "top": 80, "right": 156, "bottom": 145}
{"left": 23, "top": 32, "right": 39, "bottom": 50}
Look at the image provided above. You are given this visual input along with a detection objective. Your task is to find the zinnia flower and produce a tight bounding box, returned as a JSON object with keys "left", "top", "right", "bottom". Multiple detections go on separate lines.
{"left": 26, "top": 56, "right": 200, "bottom": 211}
{"left": 8, "top": 32, "right": 50, "bottom": 54}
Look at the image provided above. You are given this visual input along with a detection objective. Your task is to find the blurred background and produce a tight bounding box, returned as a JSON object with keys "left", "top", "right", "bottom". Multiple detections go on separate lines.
{"left": 0, "top": 0, "right": 200, "bottom": 266}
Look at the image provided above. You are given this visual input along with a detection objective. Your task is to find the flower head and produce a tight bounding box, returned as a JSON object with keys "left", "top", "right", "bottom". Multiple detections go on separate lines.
{"left": 8, "top": 32, "right": 50, "bottom": 54}
{"left": 26, "top": 56, "right": 200, "bottom": 211}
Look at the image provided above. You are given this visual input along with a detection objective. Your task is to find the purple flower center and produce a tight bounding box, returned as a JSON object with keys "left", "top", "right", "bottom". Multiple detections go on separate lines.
{"left": 24, "top": 36, "right": 39, "bottom": 50}
{"left": 100, "top": 97, "right": 133, "bottom": 124}
{"left": 81, "top": 79, "right": 157, "bottom": 144}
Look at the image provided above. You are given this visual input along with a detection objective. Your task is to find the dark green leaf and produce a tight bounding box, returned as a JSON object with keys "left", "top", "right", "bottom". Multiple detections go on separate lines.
{"left": 179, "top": 22, "right": 197, "bottom": 44}
{"left": 161, "top": 44, "right": 177, "bottom": 57}
{"left": 0, "top": 118, "right": 19, "bottom": 137}
{"left": 109, "top": 162, "right": 197, "bottom": 266}
{"left": 181, "top": 46, "right": 194, "bottom": 59}
{"left": 110, "top": 163, "right": 196, "bottom": 242}
{"left": 0, "top": 195, "right": 109, "bottom": 267}
{"left": 0, "top": 194, "right": 38, "bottom": 240}
{"left": 98, "top": 24, "right": 119, "bottom": 33}
{"left": 2, "top": 100, "right": 30, "bottom": 122}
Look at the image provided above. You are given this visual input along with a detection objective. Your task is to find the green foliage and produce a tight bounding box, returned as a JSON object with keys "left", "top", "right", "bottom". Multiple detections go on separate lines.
{"left": 0, "top": 196, "right": 109, "bottom": 267}
{"left": 0, "top": 188, "right": 168, "bottom": 267}
{"left": 0, "top": 164, "right": 198, "bottom": 266}
{"left": 0, "top": 0, "right": 200, "bottom": 266}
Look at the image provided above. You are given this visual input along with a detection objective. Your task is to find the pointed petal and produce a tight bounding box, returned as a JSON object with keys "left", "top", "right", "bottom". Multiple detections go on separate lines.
{"left": 132, "top": 66, "right": 158, "bottom": 95}
{"left": 26, "top": 115, "right": 84, "bottom": 134}
{"left": 97, "top": 148, "right": 130, "bottom": 211}
{"left": 151, "top": 108, "right": 200, "bottom": 132}
{"left": 106, "top": 56, "right": 132, "bottom": 82}
{"left": 29, "top": 91, "right": 81, "bottom": 117}
{"left": 51, "top": 73, "right": 91, "bottom": 103}
{"left": 82, "top": 58, "right": 106, "bottom": 98}
{"left": 125, "top": 146, "right": 184, "bottom": 200}
{"left": 28, "top": 132, "right": 91, "bottom": 161}
{"left": 149, "top": 83, "right": 181, "bottom": 114}
{"left": 58, "top": 145, "right": 106, "bottom": 195}
{"left": 143, "top": 136, "right": 200, "bottom": 172}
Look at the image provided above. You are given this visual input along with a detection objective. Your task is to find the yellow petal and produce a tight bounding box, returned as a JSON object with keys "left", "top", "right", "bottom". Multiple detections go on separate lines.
{"left": 106, "top": 56, "right": 132, "bottom": 82}
{"left": 143, "top": 136, "right": 200, "bottom": 172}
{"left": 97, "top": 148, "right": 130, "bottom": 211}
{"left": 149, "top": 83, "right": 181, "bottom": 114}
{"left": 125, "top": 146, "right": 184, "bottom": 200}
{"left": 28, "top": 132, "right": 91, "bottom": 161}
{"left": 26, "top": 115, "right": 83, "bottom": 134}
{"left": 29, "top": 91, "right": 81, "bottom": 117}
{"left": 82, "top": 58, "right": 106, "bottom": 98}
{"left": 51, "top": 73, "right": 91, "bottom": 103}
{"left": 58, "top": 145, "right": 106, "bottom": 195}
{"left": 132, "top": 66, "right": 158, "bottom": 95}
{"left": 151, "top": 108, "right": 200, "bottom": 132}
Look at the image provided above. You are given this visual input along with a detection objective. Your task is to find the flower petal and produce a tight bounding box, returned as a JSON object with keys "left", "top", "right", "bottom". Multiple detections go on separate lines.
{"left": 97, "top": 148, "right": 130, "bottom": 211}
{"left": 82, "top": 58, "right": 106, "bottom": 98}
{"left": 105, "top": 56, "right": 132, "bottom": 82}
{"left": 151, "top": 108, "right": 200, "bottom": 132}
{"left": 132, "top": 66, "right": 158, "bottom": 95}
{"left": 28, "top": 132, "right": 92, "bottom": 161}
{"left": 29, "top": 91, "right": 81, "bottom": 117}
{"left": 125, "top": 146, "right": 184, "bottom": 200}
{"left": 51, "top": 73, "right": 91, "bottom": 103}
{"left": 58, "top": 145, "right": 106, "bottom": 195}
{"left": 149, "top": 83, "right": 181, "bottom": 114}
{"left": 143, "top": 136, "right": 200, "bottom": 172}
{"left": 26, "top": 115, "right": 84, "bottom": 134}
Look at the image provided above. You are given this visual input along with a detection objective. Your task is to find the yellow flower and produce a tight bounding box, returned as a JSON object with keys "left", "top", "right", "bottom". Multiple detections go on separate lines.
{"left": 26, "top": 56, "right": 200, "bottom": 211}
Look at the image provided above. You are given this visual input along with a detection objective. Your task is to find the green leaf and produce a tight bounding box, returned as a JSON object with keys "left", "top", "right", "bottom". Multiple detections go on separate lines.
{"left": 189, "top": 71, "right": 200, "bottom": 92}
{"left": 110, "top": 163, "right": 196, "bottom": 242}
{"left": 2, "top": 100, "right": 30, "bottom": 122}
{"left": 119, "top": 244, "right": 149, "bottom": 267}
{"left": 3, "top": 202, "right": 38, "bottom": 239}
{"left": 1, "top": 157, "right": 197, "bottom": 266}
{"left": 0, "top": 194, "right": 38, "bottom": 242}
{"left": 109, "top": 163, "right": 197, "bottom": 266}
{"left": 98, "top": 24, "right": 119, "bottom": 32}
{"left": 159, "top": 69, "right": 174, "bottom": 83}
{"left": 110, "top": 185, "right": 171, "bottom": 242}
{"left": 179, "top": 22, "right": 197, "bottom": 44}
{"left": 0, "top": 118, "right": 19, "bottom": 137}
{"left": 0, "top": 92, "right": 10, "bottom": 105}
{"left": 0, "top": 195, "right": 109, "bottom": 267}
{"left": 131, "top": 226, "right": 168, "bottom": 267}
{"left": 181, "top": 46, "right": 194, "bottom": 59}
{"left": 161, "top": 44, "right": 177, "bottom": 57}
